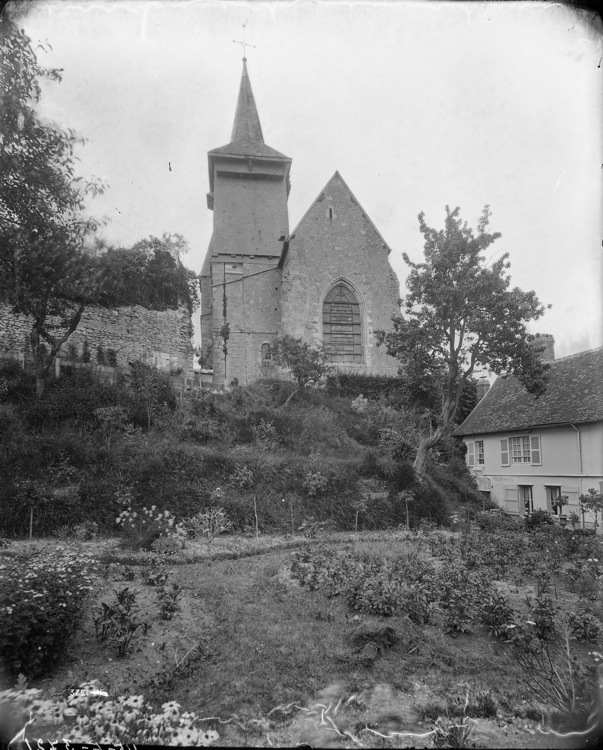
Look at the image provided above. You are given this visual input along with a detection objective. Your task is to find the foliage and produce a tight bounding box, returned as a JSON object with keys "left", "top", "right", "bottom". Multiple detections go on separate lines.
{"left": 506, "top": 620, "right": 593, "bottom": 715}
{"left": 116, "top": 504, "right": 186, "bottom": 551}
{"left": 376, "top": 205, "right": 548, "bottom": 475}
{"left": 184, "top": 505, "right": 232, "bottom": 545}
{"left": 157, "top": 583, "right": 181, "bottom": 620}
{"left": 474, "top": 509, "right": 521, "bottom": 534}
{"left": 93, "top": 404, "right": 130, "bottom": 448}
{"left": 268, "top": 335, "right": 331, "bottom": 404}
{"left": 94, "top": 234, "right": 199, "bottom": 313}
{"left": 0, "top": 546, "right": 96, "bottom": 678}
{"left": 568, "top": 610, "right": 603, "bottom": 643}
{"left": 128, "top": 360, "right": 176, "bottom": 429}
{"left": 525, "top": 508, "right": 555, "bottom": 530}
{"left": 580, "top": 489, "right": 603, "bottom": 528}
{"left": 325, "top": 372, "right": 405, "bottom": 402}
{"left": 143, "top": 558, "right": 169, "bottom": 587}
{"left": 0, "top": 16, "right": 107, "bottom": 396}
{"left": 302, "top": 453, "right": 329, "bottom": 496}
{"left": 94, "top": 587, "right": 149, "bottom": 657}
{"left": 0, "top": 682, "right": 219, "bottom": 746}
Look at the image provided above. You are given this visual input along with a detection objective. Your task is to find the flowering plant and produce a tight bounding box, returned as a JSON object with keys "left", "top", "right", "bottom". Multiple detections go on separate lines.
{"left": 0, "top": 546, "right": 96, "bottom": 678}
{"left": 116, "top": 504, "right": 187, "bottom": 550}
{"left": 0, "top": 682, "right": 219, "bottom": 746}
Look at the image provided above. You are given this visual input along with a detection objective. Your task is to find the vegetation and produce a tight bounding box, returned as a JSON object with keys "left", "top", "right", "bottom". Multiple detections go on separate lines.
{"left": 377, "top": 205, "right": 549, "bottom": 476}
{"left": 268, "top": 335, "right": 331, "bottom": 405}
{"left": 0, "top": 15, "right": 106, "bottom": 396}
{"left": 94, "top": 233, "right": 199, "bottom": 314}
{"left": 1, "top": 513, "right": 601, "bottom": 747}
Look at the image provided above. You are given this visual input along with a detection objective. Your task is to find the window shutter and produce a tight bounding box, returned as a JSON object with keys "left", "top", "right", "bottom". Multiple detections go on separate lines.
{"left": 500, "top": 438, "right": 510, "bottom": 466}
{"left": 467, "top": 441, "right": 475, "bottom": 466}
{"left": 530, "top": 435, "right": 541, "bottom": 465}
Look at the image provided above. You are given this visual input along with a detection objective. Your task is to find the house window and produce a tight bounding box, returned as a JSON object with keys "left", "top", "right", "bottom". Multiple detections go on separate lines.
{"left": 476, "top": 440, "right": 484, "bottom": 465}
{"left": 511, "top": 436, "right": 531, "bottom": 463}
{"left": 504, "top": 435, "right": 542, "bottom": 465}
{"left": 546, "top": 486, "right": 563, "bottom": 515}
{"left": 322, "top": 283, "right": 363, "bottom": 363}
{"left": 518, "top": 485, "right": 533, "bottom": 514}
{"left": 327, "top": 207, "right": 334, "bottom": 219}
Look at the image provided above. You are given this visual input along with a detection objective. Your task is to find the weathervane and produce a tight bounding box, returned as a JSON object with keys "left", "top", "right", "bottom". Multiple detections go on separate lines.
{"left": 233, "top": 21, "right": 255, "bottom": 61}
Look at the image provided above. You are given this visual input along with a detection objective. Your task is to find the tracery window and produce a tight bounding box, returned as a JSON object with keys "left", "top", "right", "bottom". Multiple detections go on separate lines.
{"left": 322, "top": 283, "right": 363, "bottom": 363}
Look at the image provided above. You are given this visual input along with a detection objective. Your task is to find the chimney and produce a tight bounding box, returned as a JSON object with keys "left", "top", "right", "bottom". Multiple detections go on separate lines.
{"left": 476, "top": 377, "right": 490, "bottom": 402}
{"left": 530, "top": 333, "right": 555, "bottom": 361}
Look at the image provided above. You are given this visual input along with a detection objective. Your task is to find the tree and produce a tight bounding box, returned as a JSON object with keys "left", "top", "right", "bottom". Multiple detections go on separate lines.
{"left": 0, "top": 16, "right": 105, "bottom": 396}
{"left": 377, "top": 205, "right": 549, "bottom": 477}
{"left": 128, "top": 361, "right": 175, "bottom": 430}
{"left": 269, "top": 335, "right": 331, "bottom": 406}
{"left": 94, "top": 234, "right": 199, "bottom": 313}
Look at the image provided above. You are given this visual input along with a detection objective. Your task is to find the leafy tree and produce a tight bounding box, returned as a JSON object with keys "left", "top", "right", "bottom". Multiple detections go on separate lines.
{"left": 0, "top": 16, "right": 105, "bottom": 396}
{"left": 95, "top": 234, "right": 199, "bottom": 313}
{"left": 269, "top": 335, "right": 331, "bottom": 406}
{"left": 579, "top": 489, "right": 603, "bottom": 530}
{"left": 128, "top": 361, "right": 175, "bottom": 430}
{"left": 377, "top": 205, "right": 549, "bottom": 477}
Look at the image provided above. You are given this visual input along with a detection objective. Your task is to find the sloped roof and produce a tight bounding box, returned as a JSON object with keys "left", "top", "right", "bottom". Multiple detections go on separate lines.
{"left": 287, "top": 171, "right": 392, "bottom": 253}
{"left": 208, "top": 140, "right": 289, "bottom": 160}
{"left": 208, "top": 60, "right": 289, "bottom": 162}
{"left": 454, "top": 347, "right": 603, "bottom": 436}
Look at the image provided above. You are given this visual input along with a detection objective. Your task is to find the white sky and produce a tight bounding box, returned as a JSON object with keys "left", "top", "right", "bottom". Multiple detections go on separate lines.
{"left": 13, "top": 0, "right": 603, "bottom": 358}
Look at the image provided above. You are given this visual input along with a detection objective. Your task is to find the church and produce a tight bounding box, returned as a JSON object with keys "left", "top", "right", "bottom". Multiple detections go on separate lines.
{"left": 199, "top": 59, "right": 401, "bottom": 388}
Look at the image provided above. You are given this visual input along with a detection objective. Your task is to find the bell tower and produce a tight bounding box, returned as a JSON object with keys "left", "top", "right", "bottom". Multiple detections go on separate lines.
{"left": 200, "top": 57, "right": 291, "bottom": 387}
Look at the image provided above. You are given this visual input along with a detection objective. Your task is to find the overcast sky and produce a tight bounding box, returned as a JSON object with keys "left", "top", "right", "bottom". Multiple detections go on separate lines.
{"left": 14, "top": 0, "right": 603, "bottom": 358}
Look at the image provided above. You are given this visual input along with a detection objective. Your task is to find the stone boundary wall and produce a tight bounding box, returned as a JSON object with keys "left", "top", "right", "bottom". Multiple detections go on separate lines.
{"left": 0, "top": 302, "right": 194, "bottom": 377}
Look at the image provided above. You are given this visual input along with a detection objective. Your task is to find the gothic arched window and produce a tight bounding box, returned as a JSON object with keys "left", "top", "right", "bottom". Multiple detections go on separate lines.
{"left": 322, "top": 283, "right": 363, "bottom": 363}
{"left": 260, "top": 342, "right": 272, "bottom": 364}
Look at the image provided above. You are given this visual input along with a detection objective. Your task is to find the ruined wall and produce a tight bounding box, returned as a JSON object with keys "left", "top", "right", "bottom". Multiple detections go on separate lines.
{"left": 280, "top": 172, "right": 401, "bottom": 376}
{"left": 0, "top": 303, "right": 194, "bottom": 376}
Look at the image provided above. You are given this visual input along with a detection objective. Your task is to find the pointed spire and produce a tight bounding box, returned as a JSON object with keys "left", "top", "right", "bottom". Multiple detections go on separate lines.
{"left": 231, "top": 60, "right": 264, "bottom": 144}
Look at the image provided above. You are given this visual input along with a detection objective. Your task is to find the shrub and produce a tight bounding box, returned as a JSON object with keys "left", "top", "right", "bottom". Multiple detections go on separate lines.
{"left": 0, "top": 546, "right": 96, "bottom": 678}
{"left": 116, "top": 505, "right": 187, "bottom": 551}
{"left": 525, "top": 509, "right": 555, "bottom": 530}
{"left": 94, "top": 587, "right": 149, "bottom": 657}
{"left": 479, "top": 590, "right": 516, "bottom": 638}
{"left": 568, "top": 611, "right": 603, "bottom": 643}
{"left": 183, "top": 506, "right": 232, "bottom": 545}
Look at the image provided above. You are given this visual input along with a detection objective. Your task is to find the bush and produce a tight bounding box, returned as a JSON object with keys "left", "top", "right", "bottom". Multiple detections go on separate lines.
{"left": 0, "top": 358, "right": 34, "bottom": 401}
{"left": 325, "top": 372, "right": 404, "bottom": 402}
{"left": 525, "top": 509, "right": 555, "bottom": 530}
{"left": 0, "top": 546, "right": 96, "bottom": 678}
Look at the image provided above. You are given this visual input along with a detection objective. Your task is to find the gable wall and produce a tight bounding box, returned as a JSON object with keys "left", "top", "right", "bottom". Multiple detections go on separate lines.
{"left": 280, "top": 176, "right": 400, "bottom": 375}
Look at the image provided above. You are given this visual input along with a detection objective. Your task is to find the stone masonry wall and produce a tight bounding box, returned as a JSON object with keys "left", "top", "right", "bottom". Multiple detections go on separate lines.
{"left": 280, "top": 172, "right": 401, "bottom": 376}
{"left": 209, "top": 261, "right": 281, "bottom": 386}
{"left": 0, "top": 303, "right": 194, "bottom": 376}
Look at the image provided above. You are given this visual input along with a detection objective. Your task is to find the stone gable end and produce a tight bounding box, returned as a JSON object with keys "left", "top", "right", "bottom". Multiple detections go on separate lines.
{"left": 280, "top": 173, "right": 400, "bottom": 375}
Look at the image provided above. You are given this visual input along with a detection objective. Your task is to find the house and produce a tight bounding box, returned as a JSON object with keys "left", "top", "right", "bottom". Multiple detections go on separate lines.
{"left": 454, "top": 343, "right": 603, "bottom": 525}
{"left": 199, "top": 58, "right": 400, "bottom": 388}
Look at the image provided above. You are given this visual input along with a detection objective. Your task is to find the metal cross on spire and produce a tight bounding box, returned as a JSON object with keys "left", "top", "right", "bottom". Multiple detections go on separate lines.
{"left": 233, "top": 21, "right": 255, "bottom": 61}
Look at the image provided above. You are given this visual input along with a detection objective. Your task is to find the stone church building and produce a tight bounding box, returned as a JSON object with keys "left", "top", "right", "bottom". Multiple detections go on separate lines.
{"left": 200, "top": 60, "right": 401, "bottom": 388}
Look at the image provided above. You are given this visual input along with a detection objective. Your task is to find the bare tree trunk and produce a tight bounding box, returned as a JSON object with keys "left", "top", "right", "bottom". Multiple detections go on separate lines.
{"left": 30, "top": 301, "right": 86, "bottom": 398}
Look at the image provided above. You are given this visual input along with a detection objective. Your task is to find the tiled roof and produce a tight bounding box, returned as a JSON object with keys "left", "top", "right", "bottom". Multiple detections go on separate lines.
{"left": 454, "top": 347, "right": 603, "bottom": 436}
